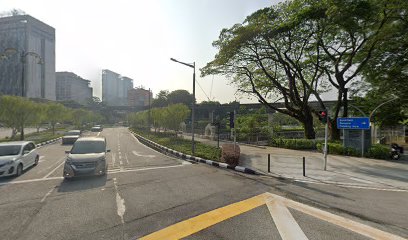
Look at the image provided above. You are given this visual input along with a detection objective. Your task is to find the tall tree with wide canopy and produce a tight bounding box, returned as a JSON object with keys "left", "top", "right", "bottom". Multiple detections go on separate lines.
{"left": 203, "top": 0, "right": 406, "bottom": 139}
{"left": 201, "top": 1, "right": 328, "bottom": 139}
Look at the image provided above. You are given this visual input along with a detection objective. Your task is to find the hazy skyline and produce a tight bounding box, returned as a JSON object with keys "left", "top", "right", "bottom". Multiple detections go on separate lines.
{"left": 0, "top": 0, "right": 280, "bottom": 103}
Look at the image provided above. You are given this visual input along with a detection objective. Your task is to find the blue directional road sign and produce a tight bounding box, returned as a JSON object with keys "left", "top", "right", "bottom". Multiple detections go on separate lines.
{"left": 337, "top": 117, "right": 370, "bottom": 129}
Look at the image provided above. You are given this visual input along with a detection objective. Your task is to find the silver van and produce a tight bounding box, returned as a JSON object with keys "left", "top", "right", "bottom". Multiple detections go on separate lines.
{"left": 63, "top": 137, "right": 110, "bottom": 179}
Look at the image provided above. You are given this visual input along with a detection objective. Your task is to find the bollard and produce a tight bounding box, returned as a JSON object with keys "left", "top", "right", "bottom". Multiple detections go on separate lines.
{"left": 303, "top": 156, "right": 306, "bottom": 177}
{"left": 268, "top": 154, "right": 271, "bottom": 173}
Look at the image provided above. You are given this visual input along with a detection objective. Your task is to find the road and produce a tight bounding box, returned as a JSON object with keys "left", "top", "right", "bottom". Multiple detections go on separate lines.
{"left": 0, "top": 127, "right": 407, "bottom": 240}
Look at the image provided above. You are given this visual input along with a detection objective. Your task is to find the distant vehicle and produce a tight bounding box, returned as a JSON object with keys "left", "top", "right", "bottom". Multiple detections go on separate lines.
{"left": 63, "top": 137, "right": 110, "bottom": 179}
{"left": 94, "top": 125, "right": 103, "bottom": 130}
{"left": 0, "top": 141, "right": 39, "bottom": 177}
{"left": 91, "top": 126, "right": 102, "bottom": 132}
{"left": 62, "top": 130, "right": 81, "bottom": 144}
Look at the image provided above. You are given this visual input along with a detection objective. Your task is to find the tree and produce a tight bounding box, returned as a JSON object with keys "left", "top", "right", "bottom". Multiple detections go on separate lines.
{"left": 0, "top": 96, "right": 36, "bottom": 140}
{"left": 352, "top": 0, "right": 408, "bottom": 127}
{"left": 310, "top": 0, "right": 407, "bottom": 139}
{"left": 203, "top": 0, "right": 406, "bottom": 139}
{"left": 152, "top": 90, "right": 169, "bottom": 108}
{"left": 128, "top": 111, "right": 148, "bottom": 129}
{"left": 201, "top": 2, "right": 327, "bottom": 139}
{"left": 163, "top": 104, "right": 190, "bottom": 135}
{"left": 151, "top": 108, "right": 164, "bottom": 132}
{"left": 45, "top": 103, "right": 67, "bottom": 135}
{"left": 70, "top": 109, "right": 92, "bottom": 130}
{"left": 199, "top": 100, "right": 221, "bottom": 106}
{"left": 0, "top": 95, "right": 19, "bottom": 138}
{"left": 167, "top": 90, "right": 194, "bottom": 107}
{"left": 32, "top": 103, "right": 47, "bottom": 133}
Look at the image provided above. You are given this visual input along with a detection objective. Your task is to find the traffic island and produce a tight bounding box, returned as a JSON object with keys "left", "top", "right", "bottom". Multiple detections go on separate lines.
{"left": 130, "top": 130, "right": 259, "bottom": 175}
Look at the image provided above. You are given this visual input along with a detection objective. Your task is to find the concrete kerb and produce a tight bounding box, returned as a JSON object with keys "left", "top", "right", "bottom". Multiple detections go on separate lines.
{"left": 36, "top": 137, "right": 62, "bottom": 148}
{"left": 130, "top": 131, "right": 260, "bottom": 175}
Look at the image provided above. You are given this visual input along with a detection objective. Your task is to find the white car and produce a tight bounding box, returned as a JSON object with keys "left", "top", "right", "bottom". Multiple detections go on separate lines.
{"left": 0, "top": 141, "right": 39, "bottom": 177}
{"left": 62, "top": 130, "right": 81, "bottom": 144}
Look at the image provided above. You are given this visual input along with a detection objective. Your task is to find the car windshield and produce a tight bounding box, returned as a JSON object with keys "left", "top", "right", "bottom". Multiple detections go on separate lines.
{"left": 0, "top": 145, "right": 21, "bottom": 156}
{"left": 70, "top": 141, "right": 105, "bottom": 154}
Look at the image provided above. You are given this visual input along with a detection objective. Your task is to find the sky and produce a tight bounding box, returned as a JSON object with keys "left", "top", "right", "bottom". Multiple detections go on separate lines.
{"left": 0, "top": 0, "right": 281, "bottom": 103}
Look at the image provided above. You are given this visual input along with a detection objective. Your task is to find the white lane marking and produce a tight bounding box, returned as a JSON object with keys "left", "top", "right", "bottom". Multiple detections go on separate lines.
{"left": 112, "top": 152, "right": 116, "bottom": 167}
{"left": 97, "top": 132, "right": 101, "bottom": 136}
{"left": 265, "top": 192, "right": 406, "bottom": 240}
{"left": 125, "top": 153, "right": 129, "bottom": 165}
{"left": 40, "top": 188, "right": 55, "bottom": 202}
{"left": 113, "top": 177, "right": 126, "bottom": 224}
{"left": 132, "top": 151, "right": 155, "bottom": 158}
{"left": 349, "top": 177, "right": 375, "bottom": 184}
{"left": 266, "top": 200, "right": 309, "bottom": 240}
{"left": 0, "top": 164, "right": 186, "bottom": 186}
{"left": 118, "top": 151, "right": 124, "bottom": 170}
{"left": 43, "top": 160, "right": 66, "bottom": 179}
{"left": 108, "top": 164, "right": 185, "bottom": 174}
{"left": 292, "top": 179, "right": 408, "bottom": 192}
{"left": 0, "top": 177, "right": 63, "bottom": 186}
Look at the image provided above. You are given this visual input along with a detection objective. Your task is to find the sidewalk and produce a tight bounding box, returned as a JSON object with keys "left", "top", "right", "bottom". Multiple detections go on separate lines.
{"left": 187, "top": 135, "right": 408, "bottom": 191}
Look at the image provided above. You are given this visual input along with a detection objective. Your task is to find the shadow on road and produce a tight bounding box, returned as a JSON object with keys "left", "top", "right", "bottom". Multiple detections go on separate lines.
{"left": 57, "top": 175, "right": 108, "bottom": 192}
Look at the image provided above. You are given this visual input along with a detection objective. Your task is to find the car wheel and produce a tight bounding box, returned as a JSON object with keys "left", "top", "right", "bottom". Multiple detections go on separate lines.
{"left": 34, "top": 155, "right": 39, "bottom": 166}
{"left": 15, "top": 164, "right": 23, "bottom": 177}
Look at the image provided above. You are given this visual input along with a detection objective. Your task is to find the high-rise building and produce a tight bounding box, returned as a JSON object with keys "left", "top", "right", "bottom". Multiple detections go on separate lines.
{"left": 0, "top": 14, "right": 56, "bottom": 100}
{"left": 56, "top": 72, "right": 93, "bottom": 105}
{"left": 128, "top": 88, "right": 152, "bottom": 107}
{"left": 102, "top": 69, "right": 133, "bottom": 106}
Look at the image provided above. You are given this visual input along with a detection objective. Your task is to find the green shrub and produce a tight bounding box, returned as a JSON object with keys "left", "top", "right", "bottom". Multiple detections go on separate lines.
{"left": 316, "top": 142, "right": 360, "bottom": 157}
{"left": 366, "top": 144, "right": 389, "bottom": 160}
{"left": 269, "top": 138, "right": 319, "bottom": 150}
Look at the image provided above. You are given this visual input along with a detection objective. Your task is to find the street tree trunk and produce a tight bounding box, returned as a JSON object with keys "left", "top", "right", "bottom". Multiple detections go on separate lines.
{"left": 303, "top": 112, "right": 316, "bottom": 139}
{"left": 20, "top": 126, "right": 24, "bottom": 140}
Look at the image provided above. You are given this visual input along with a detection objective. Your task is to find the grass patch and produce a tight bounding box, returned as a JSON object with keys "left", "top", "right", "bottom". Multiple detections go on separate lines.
{"left": 0, "top": 128, "right": 66, "bottom": 144}
{"left": 132, "top": 128, "right": 221, "bottom": 161}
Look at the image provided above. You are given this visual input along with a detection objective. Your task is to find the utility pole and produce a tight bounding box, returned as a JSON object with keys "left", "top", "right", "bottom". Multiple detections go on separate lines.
{"left": 148, "top": 88, "right": 151, "bottom": 131}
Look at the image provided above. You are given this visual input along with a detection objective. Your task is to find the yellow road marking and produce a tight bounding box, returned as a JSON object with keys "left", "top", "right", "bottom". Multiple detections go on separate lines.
{"left": 139, "top": 192, "right": 407, "bottom": 240}
{"left": 271, "top": 193, "right": 407, "bottom": 240}
{"left": 139, "top": 193, "right": 269, "bottom": 240}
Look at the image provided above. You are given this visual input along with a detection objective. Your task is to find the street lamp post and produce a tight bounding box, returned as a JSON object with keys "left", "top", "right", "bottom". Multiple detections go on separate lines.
{"left": 170, "top": 57, "right": 196, "bottom": 155}
{"left": 2, "top": 48, "right": 43, "bottom": 97}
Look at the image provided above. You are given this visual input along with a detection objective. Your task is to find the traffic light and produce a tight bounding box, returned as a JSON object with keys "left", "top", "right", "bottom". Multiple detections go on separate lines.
{"left": 229, "top": 111, "right": 235, "bottom": 128}
{"left": 318, "top": 110, "right": 328, "bottom": 124}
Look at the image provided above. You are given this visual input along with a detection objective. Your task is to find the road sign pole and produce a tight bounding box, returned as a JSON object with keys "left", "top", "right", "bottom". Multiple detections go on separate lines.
{"left": 323, "top": 121, "right": 328, "bottom": 171}
{"left": 361, "top": 129, "right": 364, "bottom": 157}
{"left": 233, "top": 110, "right": 236, "bottom": 152}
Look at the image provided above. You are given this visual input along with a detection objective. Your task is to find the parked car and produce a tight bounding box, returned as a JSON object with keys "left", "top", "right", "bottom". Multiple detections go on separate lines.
{"left": 62, "top": 130, "right": 81, "bottom": 144}
{"left": 0, "top": 141, "right": 39, "bottom": 177}
{"left": 91, "top": 126, "right": 102, "bottom": 132}
{"left": 63, "top": 137, "right": 110, "bottom": 179}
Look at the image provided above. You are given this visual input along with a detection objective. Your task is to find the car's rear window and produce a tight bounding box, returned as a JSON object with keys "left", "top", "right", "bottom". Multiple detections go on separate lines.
{"left": 64, "top": 132, "right": 80, "bottom": 136}
{"left": 0, "top": 145, "right": 21, "bottom": 156}
{"left": 71, "top": 141, "right": 105, "bottom": 154}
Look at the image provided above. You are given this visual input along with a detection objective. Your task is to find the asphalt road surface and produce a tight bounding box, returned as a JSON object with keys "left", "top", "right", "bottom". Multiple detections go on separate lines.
{"left": 0, "top": 127, "right": 407, "bottom": 240}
